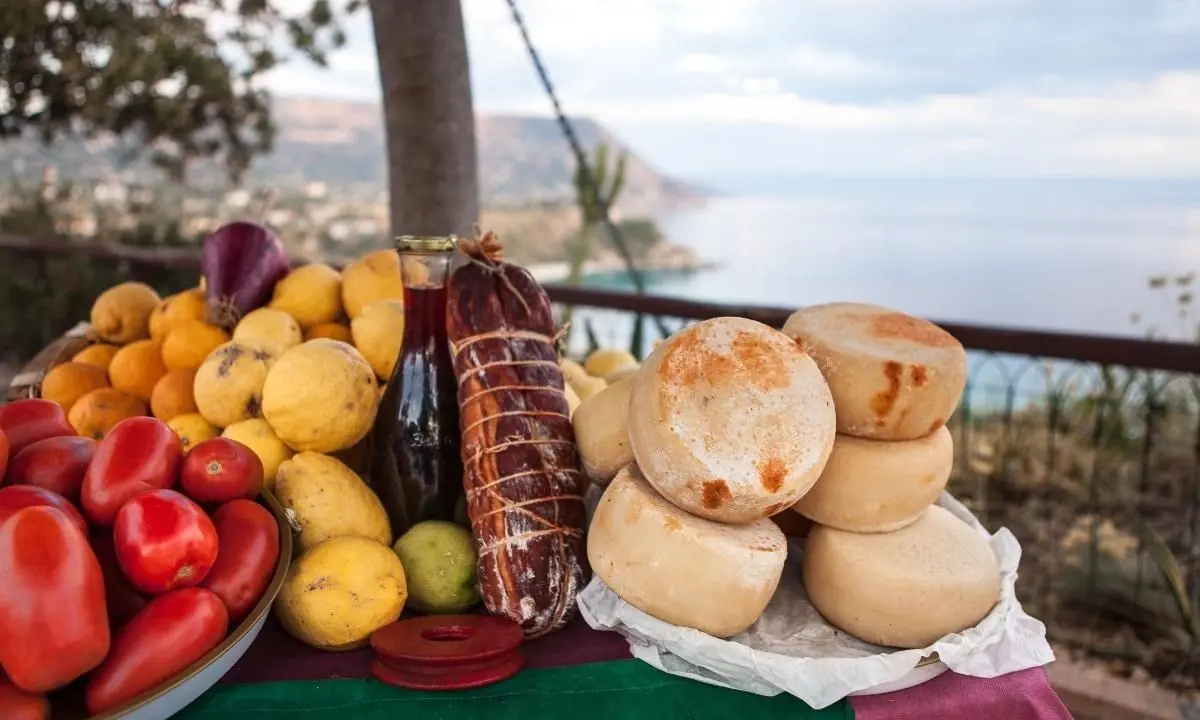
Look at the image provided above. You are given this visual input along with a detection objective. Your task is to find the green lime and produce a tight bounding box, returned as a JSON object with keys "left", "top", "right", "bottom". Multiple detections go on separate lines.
{"left": 392, "top": 520, "right": 480, "bottom": 614}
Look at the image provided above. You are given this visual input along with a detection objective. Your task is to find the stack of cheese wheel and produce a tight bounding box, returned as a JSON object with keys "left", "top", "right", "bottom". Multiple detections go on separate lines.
{"left": 581, "top": 317, "right": 838, "bottom": 638}
{"left": 781, "top": 302, "right": 1002, "bottom": 649}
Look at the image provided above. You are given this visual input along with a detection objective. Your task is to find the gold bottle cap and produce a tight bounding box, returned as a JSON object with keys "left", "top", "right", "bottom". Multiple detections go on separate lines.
{"left": 394, "top": 235, "right": 457, "bottom": 253}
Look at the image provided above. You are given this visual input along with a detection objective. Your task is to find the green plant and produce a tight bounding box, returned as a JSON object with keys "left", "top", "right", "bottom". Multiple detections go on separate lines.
{"left": 573, "top": 143, "right": 628, "bottom": 227}
{"left": 1132, "top": 272, "right": 1197, "bottom": 343}
{"left": 560, "top": 143, "right": 628, "bottom": 343}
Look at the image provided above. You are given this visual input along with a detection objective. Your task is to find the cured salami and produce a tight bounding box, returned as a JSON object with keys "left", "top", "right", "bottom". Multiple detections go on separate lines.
{"left": 446, "top": 231, "right": 590, "bottom": 637}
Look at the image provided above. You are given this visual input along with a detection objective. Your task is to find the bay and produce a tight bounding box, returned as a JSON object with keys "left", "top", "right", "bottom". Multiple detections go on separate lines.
{"left": 575, "top": 178, "right": 1200, "bottom": 350}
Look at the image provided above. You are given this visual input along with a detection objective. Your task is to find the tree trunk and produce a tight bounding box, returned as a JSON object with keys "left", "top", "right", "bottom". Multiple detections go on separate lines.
{"left": 368, "top": 0, "right": 478, "bottom": 237}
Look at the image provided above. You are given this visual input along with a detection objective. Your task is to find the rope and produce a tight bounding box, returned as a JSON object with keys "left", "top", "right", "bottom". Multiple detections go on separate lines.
{"left": 502, "top": 0, "right": 672, "bottom": 338}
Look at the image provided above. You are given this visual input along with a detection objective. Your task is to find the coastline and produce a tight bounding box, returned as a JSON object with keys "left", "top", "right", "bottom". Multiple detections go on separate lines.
{"left": 528, "top": 241, "right": 714, "bottom": 284}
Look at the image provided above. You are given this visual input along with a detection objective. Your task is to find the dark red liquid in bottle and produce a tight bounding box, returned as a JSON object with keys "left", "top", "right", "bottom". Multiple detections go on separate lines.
{"left": 369, "top": 285, "right": 464, "bottom": 536}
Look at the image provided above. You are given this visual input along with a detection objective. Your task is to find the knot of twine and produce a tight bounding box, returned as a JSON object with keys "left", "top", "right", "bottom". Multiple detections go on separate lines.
{"left": 455, "top": 227, "right": 531, "bottom": 315}
{"left": 457, "top": 227, "right": 505, "bottom": 267}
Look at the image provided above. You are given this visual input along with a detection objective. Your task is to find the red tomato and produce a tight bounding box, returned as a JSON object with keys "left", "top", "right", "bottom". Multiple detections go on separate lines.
{"left": 81, "top": 416, "right": 181, "bottom": 527}
{"left": 0, "top": 485, "right": 88, "bottom": 536}
{"left": 0, "top": 399, "right": 75, "bottom": 457}
{"left": 5, "top": 436, "right": 97, "bottom": 501}
{"left": 201, "top": 499, "right": 280, "bottom": 619}
{"left": 0, "top": 675, "right": 50, "bottom": 720}
{"left": 91, "top": 531, "right": 149, "bottom": 630}
{"left": 179, "top": 437, "right": 263, "bottom": 504}
{"left": 113, "top": 489, "right": 218, "bottom": 594}
{"left": 0, "top": 428, "right": 9, "bottom": 481}
{"left": 85, "top": 587, "right": 228, "bottom": 716}
{"left": 0, "top": 506, "right": 110, "bottom": 693}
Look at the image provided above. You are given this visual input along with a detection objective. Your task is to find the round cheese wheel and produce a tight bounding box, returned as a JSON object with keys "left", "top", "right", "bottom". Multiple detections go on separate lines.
{"left": 564, "top": 381, "right": 582, "bottom": 419}
{"left": 584, "top": 348, "right": 639, "bottom": 379}
{"left": 588, "top": 465, "right": 787, "bottom": 638}
{"left": 792, "top": 425, "right": 952, "bottom": 533}
{"left": 572, "top": 374, "right": 635, "bottom": 485}
{"left": 628, "top": 317, "right": 836, "bottom": 524}
{"left": 782, "top": 303, "right": 967, "bottom": 441}
{"left": 803, "top": 505, "right": 1001, "bottom": 649}
{"left": 561, "top": 358, "right": 607, "bottom": 401}
{"left": 603, "top": 365, "right": 640, "bottom": 384}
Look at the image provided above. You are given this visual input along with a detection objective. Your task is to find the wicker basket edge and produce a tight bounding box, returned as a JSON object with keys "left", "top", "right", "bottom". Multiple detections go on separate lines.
{"left": 6, "top": 322, "right": 97, "bottom": 402}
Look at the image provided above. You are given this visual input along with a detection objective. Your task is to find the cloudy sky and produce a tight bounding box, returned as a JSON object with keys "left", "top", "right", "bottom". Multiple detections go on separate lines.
{"left": 264, "top": 0, "right": 1200, "bottom": 182}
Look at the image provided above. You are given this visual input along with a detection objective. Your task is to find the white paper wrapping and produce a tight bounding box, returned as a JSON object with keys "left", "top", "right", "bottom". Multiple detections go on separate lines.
{"left": 576, "top": 492, "right": 1055, "bottom": 710}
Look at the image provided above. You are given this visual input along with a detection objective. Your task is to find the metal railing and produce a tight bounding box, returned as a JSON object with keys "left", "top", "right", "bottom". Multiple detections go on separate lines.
{"left": 1, "top": 235, "right": 1197, "bottom": 690}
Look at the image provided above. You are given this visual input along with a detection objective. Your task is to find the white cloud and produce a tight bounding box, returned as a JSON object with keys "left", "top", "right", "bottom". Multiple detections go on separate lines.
{"left": 802, "top": 0, "right": 1036, "bottom": 11}
{"left": 673, "top": 53, "right": 730, "bottom": 75}
{"left": 582, "top": 72, "right": 1200, "bottom": 176}
{"left": 259, "top": 0, "right": 1200, "bottom": 178}
{"left": 783, "top": 46, "right": 886, "bottom": 79}
{"left": 1153, "top": 1, "right": 1200, "bottom": 34}
{"left": 581, "top": 71, "right": 1200, "bottom": 131}
{"left": 666, "top": 1, "right": 766, "bottom": 37}
{"left": 671, "top": 46, "right": 883, "bottom": 84}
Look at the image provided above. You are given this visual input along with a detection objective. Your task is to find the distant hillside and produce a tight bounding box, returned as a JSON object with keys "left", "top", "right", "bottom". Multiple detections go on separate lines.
{"left": 0, "top": 97, "right": 703, "bottom": 215}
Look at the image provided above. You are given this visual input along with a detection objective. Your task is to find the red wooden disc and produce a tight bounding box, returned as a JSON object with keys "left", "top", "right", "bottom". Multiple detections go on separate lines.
{"left": 370, "top": 615, "right": 523, "bottom": 665}
{"left": 370, "top": 653, "right": 524, "bottom": 691}
{"left": 368, "top": 615, "right": 525, "bottom": 690}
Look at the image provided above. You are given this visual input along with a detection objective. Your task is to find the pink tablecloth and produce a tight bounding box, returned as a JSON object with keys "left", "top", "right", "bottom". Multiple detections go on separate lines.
{"left": 224, "top": 616, "right": 1071, "bottom": 719}
{"left": 851, "top": 666, "right": 1071, "bottom": 720}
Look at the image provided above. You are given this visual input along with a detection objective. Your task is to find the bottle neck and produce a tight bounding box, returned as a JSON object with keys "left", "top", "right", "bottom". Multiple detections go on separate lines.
{"left": 400, "top": 250, "right": 452, "bottom": 290}
{"left": 398, "top": 248, "right": 452, "bottom": 347}
{"left": 401, "top": 285, "right": 449, "bottom": 347}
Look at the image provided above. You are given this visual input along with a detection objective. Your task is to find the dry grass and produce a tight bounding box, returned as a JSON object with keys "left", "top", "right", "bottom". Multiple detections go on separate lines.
{"left": 950, "top": 391, "right": 1200, "bottom": 696}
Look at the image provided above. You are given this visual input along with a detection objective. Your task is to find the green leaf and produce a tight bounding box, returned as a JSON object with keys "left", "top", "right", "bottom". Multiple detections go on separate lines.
{"left": 608, "top": 151, "right": 628, "bottom": 206}
{"left": 1135, "top": 517, "right": 1200, "bottom": 642}
{"left": 584, "top": 318, "right": 601, "bottom": 357}
{"left": 629, "top": 313, "right": 645, "bottom": 359}
{"left": 310, "top": 0, "right": 335, "bottom": 26}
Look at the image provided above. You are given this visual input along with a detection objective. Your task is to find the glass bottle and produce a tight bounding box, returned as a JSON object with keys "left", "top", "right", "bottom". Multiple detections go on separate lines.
{"left": 368, "top": 235, "right": 464, "bottom": 537}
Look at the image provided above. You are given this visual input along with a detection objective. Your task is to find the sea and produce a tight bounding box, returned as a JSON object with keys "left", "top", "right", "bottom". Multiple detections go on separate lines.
{"left": 571, "top": 178, "right": 1200, "bottom": 354}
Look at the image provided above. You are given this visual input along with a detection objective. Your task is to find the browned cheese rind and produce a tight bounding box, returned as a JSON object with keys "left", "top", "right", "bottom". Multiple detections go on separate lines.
{"left": 782, "top": 302, "right": 967, "bottom": 441}
{"left": 627, "top": 317, "right": 836, "bottom": 524}
{"left": 447, "top": 240, "right": 590, "bottom": 638}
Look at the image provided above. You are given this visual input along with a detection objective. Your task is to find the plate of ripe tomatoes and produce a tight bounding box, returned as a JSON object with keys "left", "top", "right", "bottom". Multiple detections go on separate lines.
{"left": 0, "top": 400, "right": 293, "bottom": 719}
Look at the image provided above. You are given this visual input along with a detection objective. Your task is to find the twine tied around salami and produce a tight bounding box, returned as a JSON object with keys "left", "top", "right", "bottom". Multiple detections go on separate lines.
{"left": 446, "top": 230, "right": 591, "bottom": 639}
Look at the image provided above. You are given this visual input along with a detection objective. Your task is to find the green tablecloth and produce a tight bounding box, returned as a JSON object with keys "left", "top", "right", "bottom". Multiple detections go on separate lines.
{"left": 181, "top": 659, "right": 851, "bottom": 719}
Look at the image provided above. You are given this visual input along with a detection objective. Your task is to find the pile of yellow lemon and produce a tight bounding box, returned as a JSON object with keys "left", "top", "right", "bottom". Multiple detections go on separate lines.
{"left": 41, "top": 250, "right": 409, "bottom": 485}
